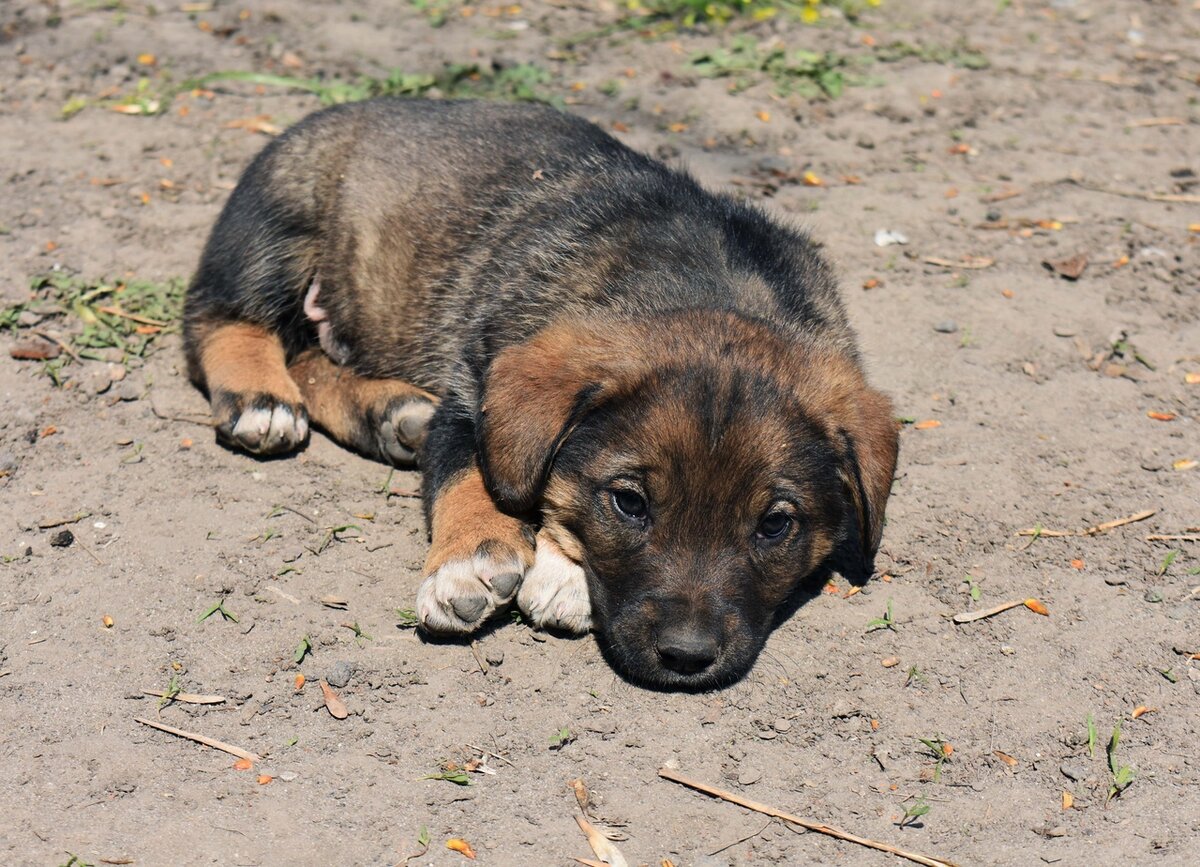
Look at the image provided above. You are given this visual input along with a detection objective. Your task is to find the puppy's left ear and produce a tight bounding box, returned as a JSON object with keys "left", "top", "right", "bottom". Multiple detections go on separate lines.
{"left": 477, "top": 321, "right": 642, "bottom": 516}
{"left": 835, "top": 385, "right": 900, "bottom": 581}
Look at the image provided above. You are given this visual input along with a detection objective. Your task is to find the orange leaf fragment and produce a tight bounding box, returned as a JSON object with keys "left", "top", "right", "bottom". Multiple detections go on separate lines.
{"left": 913, "top": 419, "right": 942, "bottom": 430}
{"left": 1173, "top": 459, "right": 1198, "bottom": 472}
{"left": 870, "top": 718, "right": 880, "bottom": 731}
{"left": 948, "top": 142, "right": 971, "bottom": 155}
{"left": 137, "top": 53, "right": 156, "bottom": 66}
{"left": 1112, "top": 254, "right": 1130, "bottom": 268}
{"left": 844, "top": 586, "right": 861, "bottom": 599}
{"left": 801, "top": 170, "right": 823, "bottom": 187}
{"left": 1147, "top": 411, "right": 1176, "bottom": 422}
{"left": 667, "top": 122, "right": 687, "bottom": 133}
{"left": 179, "top": 437, "right": 193, "bottom": 449}
{"left": 1024, "top": 598, "right": 1049, "bottom": 616}
{"left": 823, "top": 582, "right": 840, "bottom": 594}
{"left": 1001, "top": 288, "right": 1015, "bottom": 298}
{"left": 1131, "top": 705, "right": 1156, "bottom": 720}
{"left": 1070, "top": 559, "right": 1085, "bottom": 570}
{"left": 862, "top": 277, "right": 881, "bottom": 290}
{"left": 40, "top": 425, "right": 58, "bottom": 438}
{"left": 881, "top": 656, "right": 899, "bottom": 668}
{"left": 1062, "top": 791, "right": 1074, "bottom": 810}
{"left": 756, "top": 110, "right": 771, "bottom": 123}
{"left": 994, "top": 750, "right": 1017, "bottom": 767}
{"left": 611, "top": 121, "right": 629, "bottom": 133}
{"left": 319, "top": 679, "right": 348, "bottom": 719}
{"left": 1185, "top": 372, "right": 1200, "bottom": 385}
{"left": 257, "top": 774, "right": 273, "bottom": 785}
{"left": 446, "top": 838, "right": 477, "bottom": 859}
{"left": 941, "top": 742, "right": 954, "bottom": 757}
{"left": 233, "top": 758, "right": 253, "bottom": 771}
{"left": 294, "top": 673, "right": 305, "bottom": 692}
{"left": 1188, "top": 223, "right": 1200, "bottom": 234}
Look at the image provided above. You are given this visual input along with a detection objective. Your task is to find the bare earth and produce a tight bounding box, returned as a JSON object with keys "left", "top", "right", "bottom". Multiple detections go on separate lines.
{"left": 2, "top": 1, "right": 1198, "bottom": 864}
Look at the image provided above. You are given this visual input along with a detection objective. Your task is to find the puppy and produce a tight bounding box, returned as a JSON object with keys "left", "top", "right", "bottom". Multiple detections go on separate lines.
{"left": 183, "top": 98, "right": 899, "bottom": 690}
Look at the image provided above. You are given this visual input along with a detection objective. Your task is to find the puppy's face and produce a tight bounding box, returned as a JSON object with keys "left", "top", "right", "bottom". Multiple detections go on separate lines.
{"left": 480, "top": 313, "right": 898, "bottom": 690}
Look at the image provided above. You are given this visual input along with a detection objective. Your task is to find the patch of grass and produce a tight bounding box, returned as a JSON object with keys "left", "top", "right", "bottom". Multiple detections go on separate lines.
{"left": 293, "top": 635, "right": 312, "bottom": 664}
{"left": 917, "top": 736, "right": 952, "bottom": 782}
{"left": 195, "top": 61, "right": 557, "bottom": 108}
{"left": 396, "top": 608, "right": 420, "bottom": 629}
{"left": 633, "top": 0, "right": 880, "bottom": 27}
{"left": 3, "top": 273, "right": 184, "bottom": 380}
{"left": 1106, "top": 722, "right": 1135, "bottom": 802}
{"left": 873, "top": 39, "right": 989, "bottom": 70}
{"left": 689, "top": 36, "right": 853, "bottom": 99}
{"left": 549, "top": 726, "right": 575, "bottom": 750}
{"left": 157, "top": 674, "right": 182, "bottom": 709}
{"left": 897, "top": 794, "right": 930, "bottom": 828}
{"left": 964, "top": 574, "right": 983, "bottom": 602}
{"left": 1156, "top": 550, "right": 1178, "bottom": 576}
{"left": 423, "top": 768, "right": 471, "bottom": 785}
{"left": 1086, "top": 713, "right": 1097, "bottom": 757}
{"left": 865, "top": 598, "right": 896, "bottom": 633}
{"left": 197, "top": 596, "right": 238, "bottom": 624}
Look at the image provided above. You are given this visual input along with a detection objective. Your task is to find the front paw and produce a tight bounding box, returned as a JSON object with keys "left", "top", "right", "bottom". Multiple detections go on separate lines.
{"left": 417, "top": 540, "right": 526, "bottom": 634}
{"left": 518, "top": 530, "right": 592, "bottom": 633}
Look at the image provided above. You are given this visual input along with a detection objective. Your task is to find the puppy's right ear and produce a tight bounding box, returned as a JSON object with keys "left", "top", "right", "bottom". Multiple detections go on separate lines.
{"left": 477, "top": 321, "right": 642, "bottom": 515}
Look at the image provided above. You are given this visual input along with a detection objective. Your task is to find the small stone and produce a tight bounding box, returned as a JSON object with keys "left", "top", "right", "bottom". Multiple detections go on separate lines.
{"left": 856, "top": 134, "right": 875, "bottom": 149}
{"left": 114, "top": 381, "right": 141, "bottom": 402}
{"left": 1060, "top": 762, "right": 1087, "bottom": 782}
{"left": 1104, "top": 576, "right": 1128, "bottom": 587}
{"left": 0, "top": 451, "right": 17, "bottom": 473}
{"left": 16, "top": 310, "right": 43, "bottom": 327}
{"left": 484, "top": 648, "right": 504, "bottom": 666}
{"left": 874, "top": 229, "right": 909, "bottom": 247}
{"left": 737, "top": 766, "right": 762, "bottom": 786}
{"left": 1144, "top": 589, "right": 1164, "bottom": 604}
{"left": 9, "top": 338, "right": 60, "bottom": 361}
{"left": 1052, "top": 326, "right": 1077, "bottom": 338}
{"left": 934, "top": 320, "right": 958, "bottom": 334}
{"left": 49, "top": 529, "right": 74, "bottom": 547}
{"left": 772, "top": 718, "right": 792, "bottom": 733}
{"left": 985, "top": 209, "right": 1002, "bottom": 222}
{"left": 278, "top": 771, "right": 298, "bottom": 782}
{"left": 1037, "top": 825, "right": 1067, "bottom": 839}
{"left": 757, "top": 729, "right": 776, "bottom": 740}
{"left": 325, "top": 660, "right": 355, "bottom": 689}
{"left": 1000, "top": 645, "right": 1015, "bottom": 655}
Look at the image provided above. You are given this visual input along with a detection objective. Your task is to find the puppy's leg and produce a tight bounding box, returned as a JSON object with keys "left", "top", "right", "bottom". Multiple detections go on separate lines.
{"left": 518, "top": 529, "right": 592, "bottom": 633}
{"left": 287, "top": 350, "right": 436, "bottom": 465}
{"left": 191, "top": 318, "right": 309, "bottom": 455}
{"left": 415, "top": 398, "right": 536, "bottom": 633}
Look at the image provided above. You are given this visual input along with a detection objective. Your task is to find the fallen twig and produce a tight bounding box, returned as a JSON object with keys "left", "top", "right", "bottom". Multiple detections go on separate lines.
{"left": 37, "top": 512, "right": 91, "bottom": 529}
{"left": 148, "top": 402, "right": 215, "bottom": 428}
{"left": 95, "top": 305, "right": 169, "bottom": 327}
{"left": 1016, "top": 509, "right": 1156, "bottom": 539}
{"left": 1127, "top": 117, "right": 1185, "bottom": 128}
{"left": 142, "top": 689, "right": 227, "bottom": 705}
{"left": 470, "top": 641, "right": 489, "bottom": 675}
{"left": 923, "top": 256, "right": 995, "bottom": 270}
{"left": 1077, "top": 184, "right": 1200, "bottom": 204}
{"left": 708, "top": 817, "right": 774, "bottom": 856}
{"left": 1146, "top": 534, "right": 1200, "bottom": 542}
{"left": 658, "top": 768, "right": 958, "bottom": 867}
{"left": 30, "top": 330, "right": 80, "bottom": 362}
{"left": 952, "top": 599, "right": 1025, "bottom": 624}
{"left": 134, "top": 716, "right": 260, "bottom": 762}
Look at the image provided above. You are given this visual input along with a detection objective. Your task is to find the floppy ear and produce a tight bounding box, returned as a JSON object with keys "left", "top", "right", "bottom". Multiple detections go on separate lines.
{"left": 835, "top": 385, "right": 900, "bottom": 581}
{"left": 476, "top": 321, "right": 643, "bottom": 515}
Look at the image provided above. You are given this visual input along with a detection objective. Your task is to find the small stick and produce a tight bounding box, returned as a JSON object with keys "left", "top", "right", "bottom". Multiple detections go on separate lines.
{"left": 1078, "top": 184, "right": 1200, "bottom": 204}
{"left": 37, "top": 512, "right": 91, "bottom": 529}
{"left": 134, "top": 716, "right": 260, "bottom": 762}
{"left": 30, "top": 329, "right": 80, "bottom": 362}
{"left": 465, "top": 742, "right": 517, "bottom": 768}
{"left": 575, "top": 815, "right": 628, "bottom": 867}
{"left": 470, "top": 641, "right": 489, "bottom": 675}
{"left": 1016, "top": 509, "right": 1156, "bottom": 538}
{"left": 952, "top": 599, "right": 1025, "bottom": 624}
{"left": 148, "top": 402, "right": 215, "bottom": 428}
{"left": 142, "top": 689, "right": 226, "bottom": 705}
{"left": 1145, "top": 534, "right": 1200, "bottom": 542}
{"left": 95, "top": 305, "right": 169, "bottom": 327}
{"left": 658, "top": 768, "right": 959, "bottom": 867}
{"left": 264, "top": 585, "right": 300, "bottom": 605}
{"left": 708, "top": 817, "right": 774, "bottom": 856}
{"left": 1127, "top": 117, "right": 1185, "bottom": 127}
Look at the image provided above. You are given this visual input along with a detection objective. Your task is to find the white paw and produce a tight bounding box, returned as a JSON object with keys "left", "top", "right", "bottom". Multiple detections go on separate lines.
{"left": 417, "top": 543, "right": 525, "bottom": 634}
{"left": 230, "top": 401, "right": 308, "bottom": 454}
{"left": 518, "top": 532, "right": 592, "bottom": 633}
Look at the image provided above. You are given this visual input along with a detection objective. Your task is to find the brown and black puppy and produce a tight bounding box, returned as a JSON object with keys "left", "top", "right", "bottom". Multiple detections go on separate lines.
{"left": 183, "top": 98, "right": 899, "bottom": 690}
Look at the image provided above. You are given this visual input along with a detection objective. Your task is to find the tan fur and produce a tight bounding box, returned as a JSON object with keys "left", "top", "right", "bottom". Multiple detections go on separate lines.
{"left": 424, "top": 467, "right": 536, "bottom": 576}
{"left": 197, "top": 321, "right": 302, "bottom": 405}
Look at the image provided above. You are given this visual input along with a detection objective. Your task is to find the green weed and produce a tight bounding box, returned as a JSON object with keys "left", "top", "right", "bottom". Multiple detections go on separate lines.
{"left": 865, "top": 598, "right": 896, "bottom": 633}
{"left": 1106, "top": 722, "right": 1135, "bottom": 802}
{"left": 690, "top": 36, "right": 852, "bottom": 99}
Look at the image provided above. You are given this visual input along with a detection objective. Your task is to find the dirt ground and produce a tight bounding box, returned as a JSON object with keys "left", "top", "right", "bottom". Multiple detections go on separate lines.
{"left": 2, "top": 0, "right": 1198, "bottom": 864}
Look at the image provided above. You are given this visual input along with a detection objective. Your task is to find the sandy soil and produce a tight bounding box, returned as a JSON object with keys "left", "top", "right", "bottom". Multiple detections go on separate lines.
{"left": 2, "top": 1, "right": 1198, "bottom": 864}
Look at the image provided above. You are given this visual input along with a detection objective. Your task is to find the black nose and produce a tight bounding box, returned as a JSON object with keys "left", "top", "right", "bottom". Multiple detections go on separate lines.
{"left": 657, "top": 624, "right": 719, "bottom": 674}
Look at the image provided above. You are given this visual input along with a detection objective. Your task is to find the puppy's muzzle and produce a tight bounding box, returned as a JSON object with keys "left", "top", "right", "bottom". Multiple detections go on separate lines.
{"left": 656, "top": 621, "right": 720, "bottom": 675}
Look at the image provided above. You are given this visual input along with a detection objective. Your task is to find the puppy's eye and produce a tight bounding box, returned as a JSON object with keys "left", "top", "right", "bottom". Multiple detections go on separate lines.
{"left": 757, "top": 511, "right": 792, "bottom": 540}
{"left": 611, "top": 489, "right": 648, "bottom": 522}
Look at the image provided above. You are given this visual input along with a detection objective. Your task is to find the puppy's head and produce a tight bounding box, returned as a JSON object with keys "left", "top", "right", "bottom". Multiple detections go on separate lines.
{"left": 478, "top": 312, "right": 898, "bottom": 690}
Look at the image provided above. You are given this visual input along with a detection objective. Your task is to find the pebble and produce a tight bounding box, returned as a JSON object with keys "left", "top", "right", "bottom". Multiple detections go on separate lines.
{"left": 484, "top": 648, "right": 505, "bottom": 666}
{"left": 934, "top": 320, "right": 958, "bottom": 334}
{"left": 1060, "top": 762, "right": 1087, "bottom": 781}
{"left": 326, "top": 660, "right": 355, "bottom": 689}
{"left": 114, "top": 381, "right": 141, "bottom": 402}
{"left": 757, "top": 729, "right": 776, "bottom": 740}
{"left": 1052, "top": 326, "right": 1077, "bottom": 337}
{"left": 49, "top": 529, "right": 74, "bottom": 548}
{"left": 278, "top": 771, "right": 298, "bottom": 782}
{"left": 1144, "top": 589, "right": 1164, "bottom": 603}
{"left": 0, "top": 451, "right": 17, "bottom": 473}
{"left": 985, "top": 209, "right": 1002, "bottom": 222}
{"left": 856, "top": 134, "right": 875, "bottom": 149}
{"left": 873, "top": 229, "right": 909, "bottom": 247}
{"left": 737, "top": 766, "right": 762, "bottom": 786}
{"left": 1104, "top": 576, "right": 1128, "bottom": 586}
{"left": 772, "top": 718, "right": 792, "bottom": 733}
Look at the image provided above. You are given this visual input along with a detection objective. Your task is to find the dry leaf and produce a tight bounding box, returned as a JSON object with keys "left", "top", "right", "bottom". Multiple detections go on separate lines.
{"left": 1043, "top": 253, "right": 1088, "bottom": 280}
{"left": 862, "top": 278, "right": 881, "bottom": 290}
{"left": 1062, "top": 791, "right": 1074, "bottom": 810}
{"left": 870, "top": 718, "right": 880, "bottom": 731}
{"left": 1131, "top": 706, "right": 1155, "bottom": 720}
{"left": 1112, "top": 254, "right": 1130, "bottom": 268}
{"left": 801, "top": 171, "right": 823, "bottom": 187}
{"left": 224, "top": 115, "right": 282, "bottom": 136}
{"left": 913, "top": 419, "right": 942, "bottom": 430}
{"left": 320, "top": 595, "right": 349, "bottom": 609}
{"left": 881, "top": 656, "right": 899, "bottom": 668}
{"left": 1173, "top": 459, "right": 1197, "bottom": 472}
{"left": 941, "top": 742, "right": 954, "bottom": 757}
{"left": 1024, "top": 598, "right": 1049, "bottom": 616}
{"left": 233, "top": 758, "right": 253, "bottom": 771}
{"left": 294, "top": 673, "right": 305, "bottom": 692}
{"left": 1070, "top": 559, "right": 1085, "bottom": 570}
{"left": 446, "top": 838, "right": 477, "bottom": 859}
{"left": 611, "top": 121, "right": 629, "bottom": 133}
{"left": 137, "top": 53, "right": 156, "bottom": 65}
{"left": 568, "top": 778, "right": 591, "bottom": 814}
{"left": 756, "top": 110, "right": 771, "bottom": 123}
{"left": 994, "top": 751, "right": 1018, "bottom": 767}
{"left": 319, "top": 679, "right": 348, "bottom": 719}
{"left": 1147, "top": 411, "right": 1176, "bottom": 422}
{"left": 576, "top": 816, "right": 628, "bottom": 867}
{"left": 1185, "top": 372, "right": 1200, "bottom": 385}
{"left": 667, "top": 122, "right": 687, "bottom": 133}
{"left": 10, "top": 338, "right": 61, "bottom": 361}
{"left": 257, "top": 774, "right": 273, "bottom": 785}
